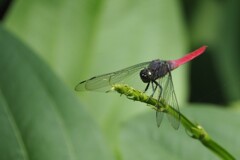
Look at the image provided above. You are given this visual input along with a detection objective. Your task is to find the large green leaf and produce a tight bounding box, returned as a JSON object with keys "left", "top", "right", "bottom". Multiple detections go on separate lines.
{"left": 120, "top": 104, "right": 240, "bottom": 159}
{"left": 0, "top": 26, "right": 113, "bottom": 160}
{"left": 4, "top": 0, "right": 189, "bottom": 148}
{"left": 2, "top": 1, "right": 240, "bottom": 159}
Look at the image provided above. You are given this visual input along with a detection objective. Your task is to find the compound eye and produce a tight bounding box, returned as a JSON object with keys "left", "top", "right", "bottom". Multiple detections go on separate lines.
{"left": 140, "top": 69, "right": 150, "bottom": 83}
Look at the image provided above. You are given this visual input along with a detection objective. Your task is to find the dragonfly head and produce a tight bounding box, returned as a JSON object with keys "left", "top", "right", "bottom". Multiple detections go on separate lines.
{"left": 140, "top": 68, "right": 152, "bottom": 83}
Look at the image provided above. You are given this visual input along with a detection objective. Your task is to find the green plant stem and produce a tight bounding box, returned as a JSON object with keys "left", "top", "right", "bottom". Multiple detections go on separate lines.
{"left": 112, "top": 84, "right": 235, "bottom": 160}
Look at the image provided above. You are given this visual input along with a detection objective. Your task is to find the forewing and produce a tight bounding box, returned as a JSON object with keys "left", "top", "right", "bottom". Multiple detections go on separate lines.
{"left": 75, "top": 61, "right": 151, "bottom": 91}
{"left": 159, "top": 71, "right": 180, "bottom": 129}
{"left": 75, "top": 72, "right": 115, "bottom": 91}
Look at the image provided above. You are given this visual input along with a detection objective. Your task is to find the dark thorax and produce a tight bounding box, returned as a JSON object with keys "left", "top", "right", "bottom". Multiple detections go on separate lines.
{"left": 140, "top": 59, "right": 170, "bottom": 83}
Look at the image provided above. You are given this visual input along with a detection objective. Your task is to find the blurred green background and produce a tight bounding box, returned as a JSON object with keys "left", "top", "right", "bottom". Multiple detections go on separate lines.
{"left": 0, "top": 0, "right": 240, "bottom": 159}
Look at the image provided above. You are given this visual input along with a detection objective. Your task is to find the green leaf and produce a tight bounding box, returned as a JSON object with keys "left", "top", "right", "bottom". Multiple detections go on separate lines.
{"left": 120, "top": 105, "right": 240, "bottom": 160}
{"left": 0, "top": 26, "right": 113, "bottom": 160}
{"left": 4, "top": 0, "right": 189, "bottom": 148}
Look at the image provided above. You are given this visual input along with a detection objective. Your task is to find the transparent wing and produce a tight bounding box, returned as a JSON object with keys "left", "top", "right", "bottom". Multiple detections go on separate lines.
{"left": 156, "top": 111, "right": 164, "bottom": 128}
{"left": 75, "top": 61, "right": 151, "bottom": 91}
{"left": 159, "top": 70, "right": 180, "bottom": 130}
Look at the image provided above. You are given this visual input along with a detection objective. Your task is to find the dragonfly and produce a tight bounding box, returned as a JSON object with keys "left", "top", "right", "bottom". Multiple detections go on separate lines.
{"left": 75, "top": 46, "right": 207, "bottom": 129}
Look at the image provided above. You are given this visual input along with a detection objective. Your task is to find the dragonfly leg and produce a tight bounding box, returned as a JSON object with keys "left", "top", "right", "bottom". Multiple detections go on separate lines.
{"left": 153, "top": 81, "right": 162, "bottom": 101}
{"left": 143, "top": 82, "right": 150, "bottom": 93}
{"left": 145, "top": 82, "right": 157, "bottom": 102}
{"left": 153, "top": 80, "right": 162, "bottom": 101}
{"left": 150, "top": 81, "right": 158, "bottom": 98}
